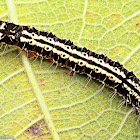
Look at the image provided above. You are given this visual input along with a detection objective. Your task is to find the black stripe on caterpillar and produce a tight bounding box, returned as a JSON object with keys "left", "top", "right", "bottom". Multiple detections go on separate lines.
{"left": 0, "top": 20, "right": 139, "bottom": 116}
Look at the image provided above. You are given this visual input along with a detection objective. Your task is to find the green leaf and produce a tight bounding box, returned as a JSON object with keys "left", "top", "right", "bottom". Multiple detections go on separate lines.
{"left": 0, "top": 0, "right": 139, "bottom": 139}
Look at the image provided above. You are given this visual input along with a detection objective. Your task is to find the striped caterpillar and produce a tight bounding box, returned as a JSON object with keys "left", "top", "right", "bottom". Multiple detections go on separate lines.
{"left": 0, "top": 20, "right": 140, "bottom": 117}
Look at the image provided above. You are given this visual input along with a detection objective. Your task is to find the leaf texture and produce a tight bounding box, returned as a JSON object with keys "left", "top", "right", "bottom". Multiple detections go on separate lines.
{"left": 0, "top": 0, "right": 140, "bottom": 139}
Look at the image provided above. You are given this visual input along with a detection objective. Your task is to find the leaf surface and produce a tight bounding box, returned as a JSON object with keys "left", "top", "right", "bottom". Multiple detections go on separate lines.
{"left": 0, "top": 0, "right": 140, "bottom": 139}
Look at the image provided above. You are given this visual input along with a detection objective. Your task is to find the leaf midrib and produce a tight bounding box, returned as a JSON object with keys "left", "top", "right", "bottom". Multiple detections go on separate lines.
{"left": 6, "top": 0, "right": 60, "bottom": 139}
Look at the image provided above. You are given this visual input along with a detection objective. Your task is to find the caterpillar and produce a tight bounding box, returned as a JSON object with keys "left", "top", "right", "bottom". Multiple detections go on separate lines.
{"left": 0, "top": 20, "right": 140, "bottom": 116}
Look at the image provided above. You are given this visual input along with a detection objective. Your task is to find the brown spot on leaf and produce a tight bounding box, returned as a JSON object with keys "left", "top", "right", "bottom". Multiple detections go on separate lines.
{"left": 39, "top": 78, "right": 47, "bottom": 87}
{"left": 111, "top": 14, "right": 121, "bottom": 20}
{"left": 27, "top": 123, "right": 42, "bottom": 136}
{"left": 136, "top": 23, "right": 140, "bottom": 28}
